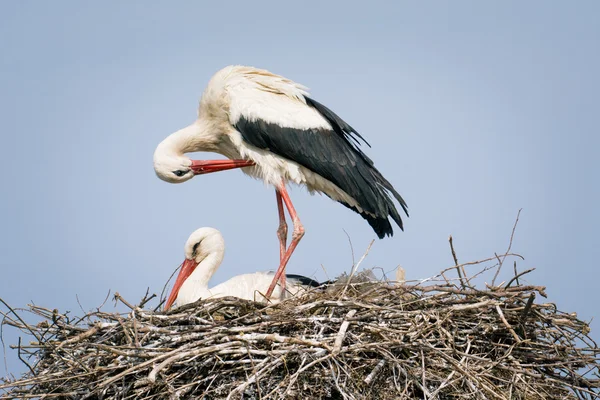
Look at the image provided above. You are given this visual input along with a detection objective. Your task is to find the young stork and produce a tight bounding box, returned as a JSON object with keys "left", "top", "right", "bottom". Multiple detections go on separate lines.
{"left": 164, "top": 227, "right": 321, "bottom": 309}
{"left": 154, "top": 65, "right": 409, "bottom": 299}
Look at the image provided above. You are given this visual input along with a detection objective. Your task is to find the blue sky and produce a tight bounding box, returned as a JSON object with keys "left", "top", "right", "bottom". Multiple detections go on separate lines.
{"left": 1, "top": 2, "right": 599, "bottom": 377}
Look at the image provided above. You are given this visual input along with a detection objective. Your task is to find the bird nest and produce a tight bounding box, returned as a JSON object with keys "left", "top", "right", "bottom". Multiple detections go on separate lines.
{"left": 1, "top": 256, "right": 599, "bottom": 400}
{"left": 1, "top": 210, "right": 600, "bottom": 400}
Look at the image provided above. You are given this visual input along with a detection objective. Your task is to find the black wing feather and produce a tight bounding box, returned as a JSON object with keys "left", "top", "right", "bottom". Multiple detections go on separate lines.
{"left": 234, "top": 96, "right": 408, "bottom": 238}
{"left": 285, "top": 274, "right": 322, "bottom": 288}
{"left": 304, "top": 97, "right": 371, "bottom": 150}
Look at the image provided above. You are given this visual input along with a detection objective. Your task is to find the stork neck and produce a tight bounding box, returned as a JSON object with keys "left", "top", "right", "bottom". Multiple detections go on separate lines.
{"left": 157, "top": 120, "right": 218, "bottom": 156}
{"left": 184, "top": 252, "right": 224, "bottom": 290}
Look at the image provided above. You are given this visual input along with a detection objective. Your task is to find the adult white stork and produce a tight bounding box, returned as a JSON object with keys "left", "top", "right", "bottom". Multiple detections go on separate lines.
{"left": 154, "top": 65, "right": 408, "bottom": 299}
{"left": 164, "top": 227, "right": 321, "bottom": 309}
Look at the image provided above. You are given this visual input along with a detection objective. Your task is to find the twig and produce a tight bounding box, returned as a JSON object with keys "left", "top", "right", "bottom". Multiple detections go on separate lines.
{"left": 493, "top": 209, "right": 522, "bottom": 286}
{"left": 491, "top": 252, "right": 503, "bottom": 287}
{"left": 448, "top": 235, "right": 467, "bottom": 289}
{"left": 160, "top": 263, "right": 183, "bottom": 307}
{"left": 421, "top": 349, "right": 430, "bottom": 399}
{"left": 113, "top": 292, "right": 135, "bottom": 310}
{"left": 116, "top": 317, "right": 132, "bottom": 346}
{"left": 74, "top": 295, "right": 86, "bottom": 317}
{"left": 333, "top": 309, "right": 357, "bottom": 354}
{"left": 496, "top": 305, "right": 522, "bottom": 343}
{"left": 521, "top": 293, "right": 535, "bottom": 323}
{"left": 342, "top": 240, "right": 374, "bottom": 296}
{"left": 96, "top": 289, "right": 112, "bottom": 311}
{"left": 56, "top": 325, "right": 99, "bottom": 349}
{"left": 504, "top": 268, "right": 536, "bottom": 289}
{"left": 137, "top": 288, "right": 156, "bottom": 309}
{"left": 364, "top": 359, "right": 385, "bottom": 385}
{"left": 0, "top": 298, "right": 41, "bottom": 342}
{"left": 17, "top": 337, "right": 35, "bottom": 376}
{"left": 342, "top": 229, "right": 356, "bottom": 267}
{"left": 1, "top": 311, "right": 9, "bottom": 374}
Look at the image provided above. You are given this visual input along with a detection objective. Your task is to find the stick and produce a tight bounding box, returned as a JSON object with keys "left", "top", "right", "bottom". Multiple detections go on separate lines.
{"left": 160, "top": 262, "right": 183, "bottom": 307}
{"left": 448, "top": 236, "right": 466, "bottom": 289}
{"left": 0, "top": 298, "right": 41, "bottom": 342}
{"left": 493, "top": 209, "right": 522, "bottom": 286}
{"left": 333, "top": 309, "right": 357, "bottom": 354}
{"left": 342, "top": 240, "right": 374, "bottom": 296}
{"left": 137, "top": 288, "right": 156, "bottom": 308}
{"left": 364, "top": 359, "right": 385, "bottom": 385}
{"left": 17, "top": 337, "right": 35, "bottom": 376}
{"left": 504, "top": 268, "right": 535, "bottom": 289}
{"left": 56, "top": 325, "right": 99, "bottom": 349}
{"left": 520, "top": 293, "right": 535, "bottom": 323}
{"left": 491, "top": 252, "right": 503, "bottom": 287}
{"left": 113, "top": 293, "right": 135, "bottom": 310}
{"left": 342, "top": 228, "right": 356, "bottom": 267}
{"left": 495, "top": 305, "right": 522, "bottom": 343}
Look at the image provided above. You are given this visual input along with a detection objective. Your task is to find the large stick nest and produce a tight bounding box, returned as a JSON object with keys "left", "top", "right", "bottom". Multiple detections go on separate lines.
{"left": 1, "top": 260, "right": 599, "bottom": 399}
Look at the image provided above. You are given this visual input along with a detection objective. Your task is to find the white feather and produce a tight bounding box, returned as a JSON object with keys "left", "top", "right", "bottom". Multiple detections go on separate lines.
{"left": 191, "top": 271, "right": 306, "bottom": 303}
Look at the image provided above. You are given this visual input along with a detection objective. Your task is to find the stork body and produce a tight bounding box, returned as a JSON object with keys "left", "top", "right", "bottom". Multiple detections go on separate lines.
{"left": 164, "top": 227, "right": 319, "bottom": 309}
{"left": 154, "top": 66, "right": 408, "bottom": 298}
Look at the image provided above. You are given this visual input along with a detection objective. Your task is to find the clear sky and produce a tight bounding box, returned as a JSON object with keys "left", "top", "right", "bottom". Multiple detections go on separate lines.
{"left": 1, "top": 1, "right": 599, "bottom": 377}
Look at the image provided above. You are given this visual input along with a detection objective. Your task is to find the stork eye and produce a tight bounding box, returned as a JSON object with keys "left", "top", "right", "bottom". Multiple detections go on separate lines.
{"left": 192, "top": 241, "right": 202, "bottom": 257}
{"left": 173, "top": 170, "right": 188, "bottom": 177}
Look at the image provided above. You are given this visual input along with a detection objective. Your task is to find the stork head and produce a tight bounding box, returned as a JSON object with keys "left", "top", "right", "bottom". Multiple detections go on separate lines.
{"left": 164, "top": 227, "right": 225, "bottom": 310}
{"left": 153, "top": 121, "right": 211, "bottom": 184}
{"left": 154, "top": 146, "right": 257, "bottom": 186}
{"left": 183, "top": 227, "right": 225, "bottom": 262}
{"left": 153, "top": 153, "right": 195, "bottom": 183}
{"left": 154, "top": 121, "right": 256, "bottom": 184}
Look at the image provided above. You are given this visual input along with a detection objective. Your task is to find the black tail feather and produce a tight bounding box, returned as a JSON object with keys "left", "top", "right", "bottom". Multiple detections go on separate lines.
{"left": 305, "top": 96, "right": 408, "bottom": 236}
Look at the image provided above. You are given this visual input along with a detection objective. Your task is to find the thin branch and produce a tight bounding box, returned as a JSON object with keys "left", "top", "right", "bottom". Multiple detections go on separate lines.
{"left": 333, "top": 309, "right": 357, "bottom": 354}
{"left": 504, "top": 268, "right": 536, "bottom": 290}
{"left": 449, "top": 235, "right": 466, "bottom": 289}
{"left": 113, "top": 293, "right": 135, "bottom": 310}
{"left": 17, "top": 337, "right": 35, "bottom": 376}
{"left": 342, "top": 229, "right": 356, "bottom": 267}
{"left": 160, "top": 262, "right": 183, "bottom": 308}
{"left": 0, "top": 298, "right": 41, "bottom": 342}
{"left": 342, "top": 240, "right": 374, "bottom": 296}
{"left": 493, "top": 209, "right": 522, "bottom": 286}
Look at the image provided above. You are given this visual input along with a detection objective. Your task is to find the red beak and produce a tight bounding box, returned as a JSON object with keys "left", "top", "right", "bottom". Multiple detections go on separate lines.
{"left": 190, "top": 159, "right": 255, "bottom": 175}
{"left": 165, "top": 258, "right": 198, "bottom": 310}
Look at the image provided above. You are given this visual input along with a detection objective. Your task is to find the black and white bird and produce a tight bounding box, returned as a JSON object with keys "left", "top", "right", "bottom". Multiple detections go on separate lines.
{"left": 154, "top": 65, "right": 408, "bottom": 299}
{"left": 164, "top": 227, "right": 321, "bottom": 309}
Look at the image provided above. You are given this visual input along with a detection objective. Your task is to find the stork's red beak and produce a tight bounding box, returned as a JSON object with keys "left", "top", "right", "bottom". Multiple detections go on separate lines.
{"left": 165, "top": 258, "right": 199, "bottom": 310}
{"left": 190, "top": 159, "right": 255, "bottom": 175}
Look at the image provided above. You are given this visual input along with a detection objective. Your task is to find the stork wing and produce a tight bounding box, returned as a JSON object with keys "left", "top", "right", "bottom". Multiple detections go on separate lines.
{"left": 227, "top": 74, "right": 408, "bottom": 237}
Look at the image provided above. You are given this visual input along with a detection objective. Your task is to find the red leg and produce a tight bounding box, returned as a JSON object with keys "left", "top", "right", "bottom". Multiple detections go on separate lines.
{"left": 275, "top": 190, "right": 287, "bottom": 295}
{"left": 266, "top": 183, "right": 305, "bottom": 299}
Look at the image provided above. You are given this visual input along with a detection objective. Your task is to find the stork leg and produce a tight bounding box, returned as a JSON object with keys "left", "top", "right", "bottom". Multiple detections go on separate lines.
{"left": 275, "top": 190, "right": 288, "bottom": 295}
{"left": 266, "top": 183, "right": 305, "bottom": 299}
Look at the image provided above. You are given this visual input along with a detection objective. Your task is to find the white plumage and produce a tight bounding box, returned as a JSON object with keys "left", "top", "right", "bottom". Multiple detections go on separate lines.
{"left": 165, "top": 227, "right": 314, "bottom": 309}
